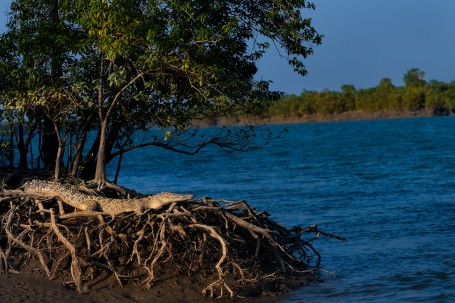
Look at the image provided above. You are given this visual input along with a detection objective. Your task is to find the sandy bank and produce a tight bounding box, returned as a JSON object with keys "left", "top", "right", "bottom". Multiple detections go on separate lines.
{"left": 194, "top": 110, "right": 438, "bottom": 127}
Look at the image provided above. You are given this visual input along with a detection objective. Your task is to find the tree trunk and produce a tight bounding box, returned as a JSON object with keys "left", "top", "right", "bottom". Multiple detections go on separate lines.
{"left": 105, "top": 121, "right": 122, "bottom": 163}
{"left": 54, "top": 137, "right": 65, "bottom": 181}
{"left": 17, "top": 119, "right": 28, "bottom": 169}
{"left": 94, "top": 53, "right": 107, "bottom": 183}
{"left": 71, "top": 127, "right": 89, "bottom": 177}
{"left": 94, "top": 121, "right": 107, "bottom": 182}
{"left": 8, "top": 121, "right": 14, "bottom": 168}
{"left": 78, "top": 121, "right": 121, "bottom": 180}
{"left": 41, "top": 118, "right": 59, "bottom": 171}
{"left": 50, "top": 118, "right": 66, "bottom": 181}
{"left": 113, "top": 152, "right": 123, "bottom": 184}
{"left": 41, "top": 0, "right": 61, "bottom": 172}
{"left": 78, "top": 128, "right": 100, "bottom": 179}
{"left": 70, "top": 113, "right": 95, "bottom": 177}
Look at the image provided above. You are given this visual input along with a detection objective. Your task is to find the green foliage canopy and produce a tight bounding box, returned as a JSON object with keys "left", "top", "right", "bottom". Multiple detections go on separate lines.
{"left": 0, "top": 0, "right": 322, "bottom": 181}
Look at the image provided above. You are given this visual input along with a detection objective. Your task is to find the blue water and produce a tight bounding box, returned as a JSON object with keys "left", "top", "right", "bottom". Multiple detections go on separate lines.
{"left": 108, "top": 116, "right": 455, "bottom": 303}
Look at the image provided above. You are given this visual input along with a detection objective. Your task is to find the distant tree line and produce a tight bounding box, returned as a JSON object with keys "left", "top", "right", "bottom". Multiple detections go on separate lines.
{"left": 267, "top": 68, "right": 455, "bottom": 118}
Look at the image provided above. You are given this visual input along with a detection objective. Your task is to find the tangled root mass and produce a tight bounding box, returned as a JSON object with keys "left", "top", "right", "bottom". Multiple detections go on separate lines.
{"left": 0, "top": 186, "right": 346, "bottom": 299}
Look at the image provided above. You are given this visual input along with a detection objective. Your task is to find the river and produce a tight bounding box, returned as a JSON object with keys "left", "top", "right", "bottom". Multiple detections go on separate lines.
{"left": 109, "top": 116, "right": 455, "bottom": 303}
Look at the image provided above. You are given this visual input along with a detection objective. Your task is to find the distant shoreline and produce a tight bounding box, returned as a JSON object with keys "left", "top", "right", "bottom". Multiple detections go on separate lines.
{"left": 196, "top": 110, "right": 447, "bottom": 127}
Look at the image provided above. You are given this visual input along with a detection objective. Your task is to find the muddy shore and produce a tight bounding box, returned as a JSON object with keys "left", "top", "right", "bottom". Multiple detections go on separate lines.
{"left": 195, "top": 110, "right": 436, "bottom": 127}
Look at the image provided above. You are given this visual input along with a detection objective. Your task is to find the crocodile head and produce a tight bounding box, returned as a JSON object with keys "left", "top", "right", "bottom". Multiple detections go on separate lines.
{"left": 144, "top": 192, "right": 195, "bottom": 209}
{"left": 158, "top": 192, "right": 195, "bottom": 203}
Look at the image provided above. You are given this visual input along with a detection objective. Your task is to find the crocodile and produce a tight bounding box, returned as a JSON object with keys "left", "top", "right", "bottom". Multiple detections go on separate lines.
{"left": 23, "top": 179, "right": 195, "bottom": 215}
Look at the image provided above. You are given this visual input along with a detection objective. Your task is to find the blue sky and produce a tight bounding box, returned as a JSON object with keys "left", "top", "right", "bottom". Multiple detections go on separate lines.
{"left": 1, "top": 0, "right": 455, "bottom": 95}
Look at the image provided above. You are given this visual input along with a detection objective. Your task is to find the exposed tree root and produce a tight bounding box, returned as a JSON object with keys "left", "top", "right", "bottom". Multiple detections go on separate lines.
{"left": 0, "top": 186, "right": 346, "bottom": 299}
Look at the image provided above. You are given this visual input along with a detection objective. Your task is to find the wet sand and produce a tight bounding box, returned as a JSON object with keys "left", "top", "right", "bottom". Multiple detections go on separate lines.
{"left": 0, "top": 273, "right": 214, "bottom": 303}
